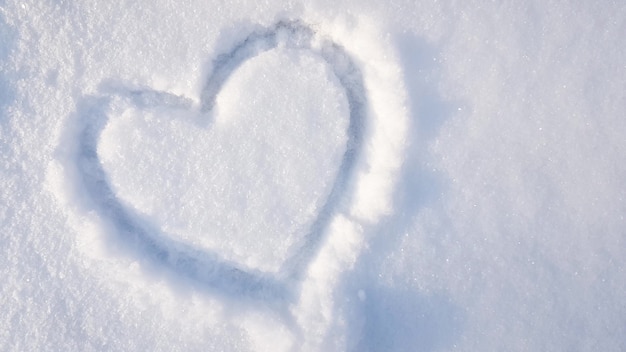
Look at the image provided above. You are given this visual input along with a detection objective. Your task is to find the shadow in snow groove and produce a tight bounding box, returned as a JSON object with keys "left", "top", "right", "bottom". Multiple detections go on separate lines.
{"left": 74, "top": 20, "right": 366, "bottom": 303}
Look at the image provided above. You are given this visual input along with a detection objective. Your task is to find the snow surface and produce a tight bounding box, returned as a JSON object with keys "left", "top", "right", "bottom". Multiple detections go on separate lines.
{"left": 1, "top": 1, "right": 625, "bottom": 351}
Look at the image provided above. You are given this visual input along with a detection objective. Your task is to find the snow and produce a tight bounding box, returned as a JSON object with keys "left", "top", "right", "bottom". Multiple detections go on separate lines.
{"left": 1, "top": 1, "right": 625, "bottom": 351}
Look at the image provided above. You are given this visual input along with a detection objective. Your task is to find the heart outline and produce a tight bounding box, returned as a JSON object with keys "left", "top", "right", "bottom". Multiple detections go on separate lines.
{"left": 74, "top": 20, "right": 366, "bottom": 301}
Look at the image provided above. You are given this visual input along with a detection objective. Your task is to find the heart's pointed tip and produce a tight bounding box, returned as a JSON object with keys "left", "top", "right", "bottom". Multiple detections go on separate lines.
{"left": 195, "top": 110, "right": 215, "bottom": 128}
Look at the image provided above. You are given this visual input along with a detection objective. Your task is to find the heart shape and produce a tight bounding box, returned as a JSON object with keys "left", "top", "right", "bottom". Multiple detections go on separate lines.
{"left": 99, "top": 47, "right": 349, "bottom": 274}
{"left": 75, "top": 20, "right": 366, "bottom": 300}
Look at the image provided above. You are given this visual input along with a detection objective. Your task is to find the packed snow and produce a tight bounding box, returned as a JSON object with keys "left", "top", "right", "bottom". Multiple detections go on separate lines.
{"left": 1, "top": 1, "right": 625, "bottom": 351}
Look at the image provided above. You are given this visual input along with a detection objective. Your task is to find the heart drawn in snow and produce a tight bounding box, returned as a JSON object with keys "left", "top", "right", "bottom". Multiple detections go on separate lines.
{"left": 75, "top": 21, "right": 366, "bottom": 300}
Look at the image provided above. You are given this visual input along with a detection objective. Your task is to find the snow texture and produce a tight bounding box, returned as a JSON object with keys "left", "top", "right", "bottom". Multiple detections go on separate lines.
{"left": 1, "top": 1, "right": 625, "bottom": 351}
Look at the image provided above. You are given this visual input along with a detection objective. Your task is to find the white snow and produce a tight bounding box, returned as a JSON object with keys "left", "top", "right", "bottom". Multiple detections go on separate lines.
{"left": 1, "top": 1, "right": 625, "bottom": 351}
